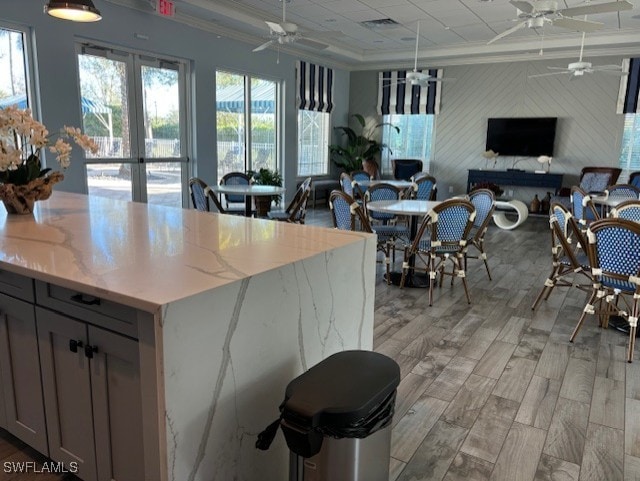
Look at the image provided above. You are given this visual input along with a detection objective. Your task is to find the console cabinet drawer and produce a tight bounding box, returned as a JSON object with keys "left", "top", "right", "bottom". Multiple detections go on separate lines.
{"left": 0, "top": 269, "right": 34, "bottom": 302}
{"left": 35, "top": 281, "right": 138, "bottom": 338}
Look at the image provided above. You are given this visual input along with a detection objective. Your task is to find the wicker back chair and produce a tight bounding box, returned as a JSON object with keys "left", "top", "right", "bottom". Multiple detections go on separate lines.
{"left": 571, "top": 186, "right": 600, "bottom": 229}
{"left": 400, "top": 199, "right": 476, "bottom": 306}
{"left": 611, "top": 199, "right": 640, "bottom": 223}
{"left": 571, "top": 218, "right": 640, "bottom": 361}
{"left": 410, "top": 175, "right": 437, "bottom": 201}
{"left": 531, "top": 203, "right": 591, "bottom": 310}
{"left": 329, "top": 190, "right": 394, "bottom": 283}
{"left": 268, "top": 178, "right": 312, "bottom": 224}
{"left": 465, "top": 188, "right": 496, "bottom": 280}
{"left": 219, "top": 172, "right": 251, "bottom": 212}
{"left": 189, "top": 177, "right": 226, "bottom": 213}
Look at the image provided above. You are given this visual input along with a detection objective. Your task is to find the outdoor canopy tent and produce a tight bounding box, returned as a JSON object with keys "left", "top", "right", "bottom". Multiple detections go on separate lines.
{"left": 0, "top": 93, "right": 113, "bottom": 141}
{"left": 215, "top": 82, "right": 275, "bottom": 114}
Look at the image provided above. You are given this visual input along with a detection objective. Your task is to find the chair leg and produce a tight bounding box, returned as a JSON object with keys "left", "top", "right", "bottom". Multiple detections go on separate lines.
{"left": 531, "top": 266, "right": 559, "bottom": 311}
{"left": 428, "top": 255, "right": 436, "bottom": 306}
{"left": 385, "top": 243, "right": 391, "bottom": 286}
{"left": 399, "top": 247, "right": 409, "bottom": 288}
{"left": 479, "top": 243, "right": 492, "bottom": 281}
{"left": 455, "top": 254, "right": 471, "bottom": 304}
{"left": 570, "top": 289, "right": 598, "bottom": 342}
{"left": 628, "top": 300, "right": 639, "bottom": 363}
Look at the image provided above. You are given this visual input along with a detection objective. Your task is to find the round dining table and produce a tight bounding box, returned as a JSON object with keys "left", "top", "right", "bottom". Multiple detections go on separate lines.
{"left": 212, "top": 185, "right": 285, "bottom": 217}
{"left": 366, "top": 199, "right": 441, "bottom": 288}
{"left": 355, "top": 179, "right": 415, "bottom": 190}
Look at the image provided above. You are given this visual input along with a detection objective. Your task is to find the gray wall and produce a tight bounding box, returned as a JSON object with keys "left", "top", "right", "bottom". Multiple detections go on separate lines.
{"left": 350, "top": 57, "right": 626, "bottom": 200}
{"left": 0, "top": 1, "right": 350, "bottom": 201}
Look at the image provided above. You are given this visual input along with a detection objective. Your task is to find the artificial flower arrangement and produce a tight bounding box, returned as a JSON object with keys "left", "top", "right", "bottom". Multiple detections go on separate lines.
{"left": 0, "top": 105, "right": 98, "bottom": 213}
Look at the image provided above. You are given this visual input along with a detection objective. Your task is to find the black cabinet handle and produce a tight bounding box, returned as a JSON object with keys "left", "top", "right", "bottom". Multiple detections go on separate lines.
{"left": 70, "top": 294, "right": 101, "bottom": 306}
{"left": 85, "top": 344, "right": 98, "bottom": 359}
{"left": 69, "top": 339, "right": 84, "bottom": 353}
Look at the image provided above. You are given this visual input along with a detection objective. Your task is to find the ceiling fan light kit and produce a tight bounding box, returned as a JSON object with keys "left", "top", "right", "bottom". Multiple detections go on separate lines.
{"left": 44, "top": 0, "right": 102, "bottom": 22}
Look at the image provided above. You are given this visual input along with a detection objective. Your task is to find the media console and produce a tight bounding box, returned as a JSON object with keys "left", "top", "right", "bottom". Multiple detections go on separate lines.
{"left": 466, "top": 169, "right": 564, "bottom": 195}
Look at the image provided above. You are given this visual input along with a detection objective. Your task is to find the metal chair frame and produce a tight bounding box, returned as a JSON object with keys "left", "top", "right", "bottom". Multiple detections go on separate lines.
{"left": 571, "top": 185, "right": 600, "bottom": 229}
{"left": 464, "top": 188, "right": 496, "bottom": 280}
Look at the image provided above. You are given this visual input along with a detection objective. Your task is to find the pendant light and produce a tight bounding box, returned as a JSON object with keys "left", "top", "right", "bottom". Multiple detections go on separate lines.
{"left": 45, "top": 0, "right": 102, "bottom": 22}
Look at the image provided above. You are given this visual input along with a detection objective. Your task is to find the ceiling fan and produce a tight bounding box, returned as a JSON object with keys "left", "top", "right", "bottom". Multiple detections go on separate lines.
{"left": 529, "top": 32, "right": 628, "bottom": 79}
{"left": 382, "top": 21, "right": 450, "bottom": 87}
{"left": 253, "top": 0, "right": 332, "bottom": 52}
{"left": 488, "top": 0, "right": 633, "bottom": 45}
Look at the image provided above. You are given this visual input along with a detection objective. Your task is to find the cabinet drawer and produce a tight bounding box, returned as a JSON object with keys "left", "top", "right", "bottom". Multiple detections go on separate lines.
{"left": 0, "top": 269, "right": 34, "bottom": 302}
{"left": 35, "top": 282, "right": 138, "bottom": 338}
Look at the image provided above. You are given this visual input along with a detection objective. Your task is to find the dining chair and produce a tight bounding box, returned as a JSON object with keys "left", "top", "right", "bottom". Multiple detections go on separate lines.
{"left": 400, "top": 199, "right": 476, "bottom": 306}
{"left": 268, "top": 178, "right": 312, "bottom": 224}
{"left": 531, "top": 202, "right": 591, "bottom": 310}
{"left": 410, "top": 174, "right": 437, "bottom": 201}
{"left": 392, "top": 159, "right": 423, "bottom": 181}
{"left": 570, "top": 185, "right": 600, "bottom": 229}
{"left": 605, "top": 184, "right": 640, "bottom": 200}
{"left": 329, "top": 190, "right": 394, "bottom": 283}
{"left": 570, "top": 218, "right": 640, "bottom": 362}
{"left": 465, "top": 188, "right": 496, "bottom": 280}
{"left": 219, "top": 172, "right": 252, "bottom": 214}
{"left": 630, "top": 172, "right": 640, "bottom": 190}
{"left": 340, "top": 172, "right": 363, "bottom": 201}
{"left": 189, "top": 177, "right": 226, "bottom": 213}
{"left": 351, "top": 170, "right": 371, "bottom": 183}
{"left": 611, "top": 199, "right": 640, "bottom": 223}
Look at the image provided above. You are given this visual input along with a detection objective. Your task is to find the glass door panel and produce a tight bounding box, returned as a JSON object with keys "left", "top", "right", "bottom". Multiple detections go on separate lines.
{"left": 78, "top": 52, "right": 134, "bottom": 201}
{"left": 250, "top": 78, "right": 276, "bottom": 172}
{"left": 139, "top": 63, "right": 186, "bottom": 208}
{"left": 216, "top": 72, "right": 246, "bottom": 179}
{"left": 0, "top": 27, "right": 29, "bottom": 107}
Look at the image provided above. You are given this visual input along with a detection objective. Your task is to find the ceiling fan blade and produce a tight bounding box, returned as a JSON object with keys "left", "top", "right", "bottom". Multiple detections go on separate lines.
{"left": 597, "top": 69, "right": 629, "bottom": 76}
{"left": 591, "top": 64, "right": 625, "bottom": 70}
{"left": 552, "top": 17, "right": 604, "bottom": 32}
{"left": 265, "top": 21, "right": 287, "bottom": 34}
{"left": 487, "top": 21, "right": 528, "bottom": 45}
{"left": 548, "top": 66, "right": 573, "bottom": 70}
{"left": 560, "top": 0, "right": 632, "bottom": 17}
{"left": 510, "top": 0, "right": 535, "bottom": 13}
{"left": 296, "top": 37, "right": 329, "bottom": 50}
{"left": 253, "top": 40, "right": 274, "bottom": 52}
{"left": 529, "top": 71, "right": 571, "bottom": 78}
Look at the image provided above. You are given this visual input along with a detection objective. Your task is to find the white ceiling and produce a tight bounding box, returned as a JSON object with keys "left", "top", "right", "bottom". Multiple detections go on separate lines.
{"left": 109, "top": 0, "right": 640, "bottom": 69}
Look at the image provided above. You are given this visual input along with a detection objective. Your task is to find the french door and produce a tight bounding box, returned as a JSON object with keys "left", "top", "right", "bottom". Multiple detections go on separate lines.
{"left": 77, "top": 45, "right": 189, "bottom": 207}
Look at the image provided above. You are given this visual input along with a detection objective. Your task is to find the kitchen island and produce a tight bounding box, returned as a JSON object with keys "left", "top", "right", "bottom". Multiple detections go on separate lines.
{"left": 0, "top": 192, "right": 376, "bottom": 481}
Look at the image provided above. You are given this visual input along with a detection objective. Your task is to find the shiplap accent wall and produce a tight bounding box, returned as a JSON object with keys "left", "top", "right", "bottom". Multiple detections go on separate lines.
{"left": 350, "top": 57, "right": 626, "bottom": 200}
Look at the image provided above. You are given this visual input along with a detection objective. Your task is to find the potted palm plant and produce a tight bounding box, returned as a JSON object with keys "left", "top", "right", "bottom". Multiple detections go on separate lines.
{"left": 329, "top": 114, "right": 399, "bottom": 174}
{"left": 249, "top": 167, "right": 283, "bottom": 217}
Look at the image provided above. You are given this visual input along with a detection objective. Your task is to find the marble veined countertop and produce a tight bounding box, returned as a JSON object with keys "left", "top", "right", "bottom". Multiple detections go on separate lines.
{"left": 0, "top": 192, "right": 371, "bottom": 312}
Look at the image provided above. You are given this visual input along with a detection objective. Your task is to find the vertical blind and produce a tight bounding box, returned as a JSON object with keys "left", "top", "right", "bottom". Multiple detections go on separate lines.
{"left": 377, "top": 69, "right": 442, "bottom": 115}
{"left": 297, "top": 61, "right": 333, "bottom": 113}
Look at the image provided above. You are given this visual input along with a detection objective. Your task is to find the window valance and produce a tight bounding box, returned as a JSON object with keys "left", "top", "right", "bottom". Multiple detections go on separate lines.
{"left": 377, "top": 69, "right": 442, "bottom": 115}
{"left": 297, "top": 61, "right": 333, "bottom": 113}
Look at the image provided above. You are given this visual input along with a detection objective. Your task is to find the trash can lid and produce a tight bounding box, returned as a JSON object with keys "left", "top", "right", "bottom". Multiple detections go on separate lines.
{"left": 282, "top": 350, "right": 400, "bottom": 429}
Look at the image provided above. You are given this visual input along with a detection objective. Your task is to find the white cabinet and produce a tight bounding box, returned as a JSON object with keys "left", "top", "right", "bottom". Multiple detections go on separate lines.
{"left": 0, "top": 292, "right": 48, "bottom": 454}
{"left": 37, "top": 307, "right": 145, "bottom": 481}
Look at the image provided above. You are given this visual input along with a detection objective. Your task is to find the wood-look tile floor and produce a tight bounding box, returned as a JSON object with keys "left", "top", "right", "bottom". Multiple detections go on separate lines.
{"left": 2, "top": 208, "right": 639, "bottom": 481}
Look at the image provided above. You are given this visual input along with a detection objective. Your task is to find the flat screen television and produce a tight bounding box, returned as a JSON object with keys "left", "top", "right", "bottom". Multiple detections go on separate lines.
{"left": 486, "top": 117, "right": 557, "bottom": 157}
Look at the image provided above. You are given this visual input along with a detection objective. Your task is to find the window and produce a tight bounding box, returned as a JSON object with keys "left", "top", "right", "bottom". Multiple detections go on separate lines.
{"left": 216, "top": 71, "right": 279, "bottom": 179}
{"left": 0, "top": 25, "right": 32, "bottom": 110}
{"left": 298, "top": 110, "right": 330, "bottom": 176}
{"left": 620, "top": 113, "right": 640, "bottom": 173}
{"left": 381, "top": 114, "right": 435, "bottom": 174}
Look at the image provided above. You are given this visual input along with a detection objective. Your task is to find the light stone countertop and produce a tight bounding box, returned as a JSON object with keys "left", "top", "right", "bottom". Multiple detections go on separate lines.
{"left": 0, "top": 192, "right": 371, "bottom": 312}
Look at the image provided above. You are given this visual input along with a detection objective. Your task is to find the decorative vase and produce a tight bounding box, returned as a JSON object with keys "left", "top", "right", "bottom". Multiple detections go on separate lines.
{"left": 530, "top": 194, "right": 540, "bottom": 214}
{"left": 540, "top": 192, "right": 551, "bottom": 214}
{"left": 0, "top": 172, "right": 64, "bottom": 215}
{"left": 254, "top": 195, "right": 273, "bottom": 217}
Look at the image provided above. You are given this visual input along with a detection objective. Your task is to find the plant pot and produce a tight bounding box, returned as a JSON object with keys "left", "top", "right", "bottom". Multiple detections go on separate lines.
{"left": 0, "top": 172, "right": 64, "bottom": 215}
{"left": 254, "top": 195, "right": 273, "bottom": 217}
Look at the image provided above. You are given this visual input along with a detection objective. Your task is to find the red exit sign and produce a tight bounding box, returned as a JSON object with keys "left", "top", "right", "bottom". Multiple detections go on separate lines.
{"left": 157, "top": 0, "right": 174, "bottom": 17}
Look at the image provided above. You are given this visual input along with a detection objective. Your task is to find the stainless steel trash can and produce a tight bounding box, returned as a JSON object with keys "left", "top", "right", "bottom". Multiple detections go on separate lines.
{"left": 257, "top": 350, "right": 400, "bottom": 481}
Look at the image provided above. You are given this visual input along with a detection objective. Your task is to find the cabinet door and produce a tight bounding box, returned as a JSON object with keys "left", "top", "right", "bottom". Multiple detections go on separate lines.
{"left": 0, "top": 293, "right": 47, "bottom": 454}
{"left": 36, "top": 307, "right": 98, "bottom": 481}
{"left": 89, "top": 325, "right": 144, "bottom": 481}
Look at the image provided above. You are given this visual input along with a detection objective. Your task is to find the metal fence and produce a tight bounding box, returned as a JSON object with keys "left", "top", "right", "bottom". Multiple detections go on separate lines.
{"left": 87, "top": 137, "right": 181, "bottom": 159}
